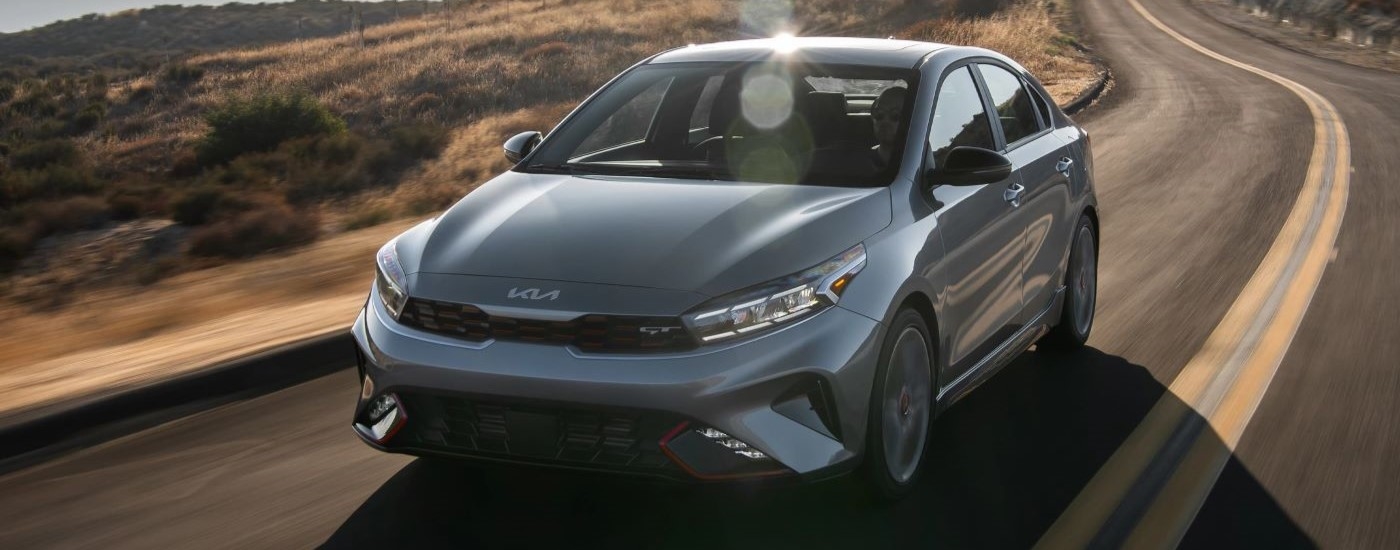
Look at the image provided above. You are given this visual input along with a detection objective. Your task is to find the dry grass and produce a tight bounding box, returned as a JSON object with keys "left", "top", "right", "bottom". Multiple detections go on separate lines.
{"left": 0, "top": 218, "right": 419, "bottom": 419}
{"left": 0, "top": 0, "right": 1102, "bottom": 418}
{"left": 85, "top": 0, "right": 739, "bottom": 174}
{"left": 899, "top": 0, "right": 1100, "bottom": 103}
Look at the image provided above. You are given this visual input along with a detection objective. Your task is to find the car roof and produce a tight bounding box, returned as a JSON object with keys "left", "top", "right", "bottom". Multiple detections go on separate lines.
{"left": 648, "top": 36, "right": 952, "bottom": 68}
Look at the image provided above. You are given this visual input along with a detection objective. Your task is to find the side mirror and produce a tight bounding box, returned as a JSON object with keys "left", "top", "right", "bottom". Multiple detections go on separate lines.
{"left": 927, "top": 146, "right": 1013, "bottom": 186}
{"left": 503, "top": 131, "right": 542, "bottom": 164}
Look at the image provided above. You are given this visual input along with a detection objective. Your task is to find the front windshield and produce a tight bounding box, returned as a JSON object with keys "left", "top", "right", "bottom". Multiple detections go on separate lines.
{"left": 522, "top": 62, "right": 919, "bottom": 187}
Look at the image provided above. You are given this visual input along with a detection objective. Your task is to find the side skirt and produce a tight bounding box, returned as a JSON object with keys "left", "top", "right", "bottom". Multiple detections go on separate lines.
{"left": 935, "top": 286, "right": 1066, "bottom": 414}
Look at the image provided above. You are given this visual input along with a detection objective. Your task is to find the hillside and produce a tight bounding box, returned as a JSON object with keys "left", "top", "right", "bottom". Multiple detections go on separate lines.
{"left": 0, "top": 1, "right": 443, "bottom": 70}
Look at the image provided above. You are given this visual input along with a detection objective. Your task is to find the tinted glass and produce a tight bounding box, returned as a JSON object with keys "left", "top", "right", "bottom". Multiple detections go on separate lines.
{"left": 928, "top": 67, "right": 995, "bottom": 168}
{"left": 576, "top": 77, "right": 672, "bottom": 155}
{"left": 524, "top": 63, "right": 919, "bottom": 187}
{"left": 976, "top": 64, "right": 1041, "bottom": 146}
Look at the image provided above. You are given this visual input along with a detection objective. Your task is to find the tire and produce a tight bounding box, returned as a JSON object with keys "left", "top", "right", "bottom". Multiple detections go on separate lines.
{"left": 1039, "top": 214, "right": 1097, "bottom": 351}
{"left": 863, "top": 308, "right": 935, "bottom": 501}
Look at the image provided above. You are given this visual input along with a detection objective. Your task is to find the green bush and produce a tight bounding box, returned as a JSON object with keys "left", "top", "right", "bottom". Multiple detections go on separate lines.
{"left": 197, "top": 91, "right": 346, "bottom": 167}
{"left": 188, "top": 204, "right": 319, "bottom": 258}
{"left": 11, "top": 139, "right": 81, "bottom": 170}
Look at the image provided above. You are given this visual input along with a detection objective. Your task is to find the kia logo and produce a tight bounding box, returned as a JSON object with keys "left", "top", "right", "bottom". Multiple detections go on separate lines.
{"left": 507, "top": 287, "right": 560, "bottom": 301}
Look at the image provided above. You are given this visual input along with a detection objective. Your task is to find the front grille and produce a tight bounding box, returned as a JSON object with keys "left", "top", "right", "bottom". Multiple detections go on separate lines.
{"left": 395, "top": 393, "right": 684, "bottom": 476}
{"left": 399, "top": 297, "right": 697, "bottom": 353}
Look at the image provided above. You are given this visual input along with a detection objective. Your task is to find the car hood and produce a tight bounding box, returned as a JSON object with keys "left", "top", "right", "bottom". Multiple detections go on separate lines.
{"left": 413, "top": 171, "right": 891, "bottom": 297}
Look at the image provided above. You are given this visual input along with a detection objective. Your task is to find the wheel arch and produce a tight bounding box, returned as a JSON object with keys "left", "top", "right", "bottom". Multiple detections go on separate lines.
{"left": 894, "top": 291, "right": 942, "bottom": 392}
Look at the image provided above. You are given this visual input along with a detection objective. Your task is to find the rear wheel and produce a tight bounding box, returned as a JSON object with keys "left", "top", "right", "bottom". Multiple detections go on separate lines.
{"left": 863, "top": 308, "right": 935, "bottom": 501}
{"left": 1040, "top": 214, "right": 1097, "bottom": 351}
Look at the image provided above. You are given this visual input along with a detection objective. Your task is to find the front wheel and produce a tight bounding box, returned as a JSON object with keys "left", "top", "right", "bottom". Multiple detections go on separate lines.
{"left": 863, "top": 308, "right": 935, "bottom": 501}
{"left": 1039, "top": 214, "right": 1097, "bottom": 351}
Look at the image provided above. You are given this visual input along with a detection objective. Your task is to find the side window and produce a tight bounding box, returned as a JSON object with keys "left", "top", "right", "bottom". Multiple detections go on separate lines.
{"left": 976, "top": 64, "right": 1041, "bottom": 147}
{"left": 575, "top": 77, "right": 672, "bottom": 156}
{"left": 928, "top": 66, "right": 996, "bottom": 168}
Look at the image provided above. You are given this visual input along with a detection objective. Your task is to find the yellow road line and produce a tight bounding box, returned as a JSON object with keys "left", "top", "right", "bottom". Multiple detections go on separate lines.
{"left": 1035, "top": 0, "right": 1351, "bottom": 547}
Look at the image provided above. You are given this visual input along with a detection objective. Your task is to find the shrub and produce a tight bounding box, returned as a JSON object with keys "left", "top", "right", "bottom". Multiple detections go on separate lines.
{"left": 390, "top": 123, "right": 450, "bottom": 160}
{"left": 11, "top": 139, "right": 81, "bottom": 170}
{"left": 172, "top": 185, "right": 245, "bottom": 226}
{"left": 197, "top": 91, "right": 346, "bottom": 167}
{"left": 24, "top": 196, "right": 109, "bottom": 237}
{"left": 86, "top": 73, "right": 109, "bottom": 100}
{"left": 0, "top": 83, "right": 14, "bottom": 103}
{"left": 127, "top": 83, "right": 155, "bottom": 103}
{"left": 11, "top": 92, "right": 59, "bottom": 117}
{"left": 162, "top": 63, "right": 205, "bottom": 84}
{"left": 307, "top": 133, "right": 363, "bottom": 164}
{"left": 169, "top": 150, "right": 202, "bottom": 178}
{"left": 106, "top": 184, "right": 167, "bottom": 220}
{"left": 188, "top": 204, "right": 319, "bottom": 258}
{"left": 0, "top": 227, "right": 35, "bottom": 272}
{"left": 34, "top": 165, "right": 103, "bottom": 196}
{"left": 73, "top": 103, "right": 108, "bottom": 132}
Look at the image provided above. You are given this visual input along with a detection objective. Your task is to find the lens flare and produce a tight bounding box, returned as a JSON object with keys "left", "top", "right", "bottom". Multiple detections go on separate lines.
{"left": 740, "top": 72, "right": 793, "bottom": 130}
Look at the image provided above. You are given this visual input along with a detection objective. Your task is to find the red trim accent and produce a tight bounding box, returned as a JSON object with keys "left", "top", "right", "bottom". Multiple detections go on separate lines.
{"left": 376, "top": 393, "right": 408, "bottom": 444}
{"left": 657, "top": 421, "right": 790, "bottom": 481}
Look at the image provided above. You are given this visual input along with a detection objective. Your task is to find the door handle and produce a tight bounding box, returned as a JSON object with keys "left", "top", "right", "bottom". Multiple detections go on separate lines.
{"left": 1004, "top": 183, "right": 1025, "bottom": 208}
{"left": 1056, "top": 157, "right": 1074, "bottom": 177}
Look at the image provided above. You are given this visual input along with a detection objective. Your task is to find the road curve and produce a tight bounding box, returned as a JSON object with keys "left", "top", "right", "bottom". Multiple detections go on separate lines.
{"left": 1, "top": 0, "right": 1397, "bottom": 546}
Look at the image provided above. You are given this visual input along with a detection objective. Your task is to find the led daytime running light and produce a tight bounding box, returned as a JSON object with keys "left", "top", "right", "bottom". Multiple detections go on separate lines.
{"left": 376, "top": 239, "right": 409, "bottom": 319}
{"left": 685, "top": 244, "right": 866, "bottom": 343}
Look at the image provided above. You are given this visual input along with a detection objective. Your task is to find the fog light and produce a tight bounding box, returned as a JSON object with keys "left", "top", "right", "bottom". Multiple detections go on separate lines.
{"left": 693, "top": 427, "right": 767, "bottom": 459}
{"left": 355, "top": 393, "right": 406, "bottom": 444}
{"left": 735, "top": 449, "right": 768, "bottom": 460}
{"left": 660, "top": 422, "right": 790, "bottom": 480}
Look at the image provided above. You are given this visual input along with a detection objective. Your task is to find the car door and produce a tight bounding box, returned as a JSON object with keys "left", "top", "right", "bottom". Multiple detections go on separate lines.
{"left": 973, "top": 63, "right": 1074, "bottom": 326}
{"left": 926, "top": 65, "right": 1025, "bottom": 383}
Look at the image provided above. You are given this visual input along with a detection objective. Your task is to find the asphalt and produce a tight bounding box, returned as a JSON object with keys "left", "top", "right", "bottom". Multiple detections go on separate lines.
{"left": 1, "top": 0, "right": 1397, "bottom": 547}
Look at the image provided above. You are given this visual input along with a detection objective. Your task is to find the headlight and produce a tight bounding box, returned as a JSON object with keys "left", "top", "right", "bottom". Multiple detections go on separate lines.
{"left": 684, "top": 244, "right": 866, "bottom": 343}
{"left": 375, "top": 238, "right": 409, "bottom": 319}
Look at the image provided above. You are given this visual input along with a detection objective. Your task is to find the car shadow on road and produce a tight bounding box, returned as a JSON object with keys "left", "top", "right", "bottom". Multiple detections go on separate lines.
{"left": 322, "top": 347, "right": 1313, "bottom": 548}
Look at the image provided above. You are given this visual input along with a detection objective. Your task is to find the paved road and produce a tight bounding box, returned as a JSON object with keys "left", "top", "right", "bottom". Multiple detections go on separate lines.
{"left": 1, "top": 0, "right": 1397, "bottom": 547}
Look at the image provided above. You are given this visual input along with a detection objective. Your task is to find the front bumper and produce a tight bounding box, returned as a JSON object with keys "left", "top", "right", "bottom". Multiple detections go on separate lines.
{"left": 351, "top": 290, "right": 884, "bottom": 482}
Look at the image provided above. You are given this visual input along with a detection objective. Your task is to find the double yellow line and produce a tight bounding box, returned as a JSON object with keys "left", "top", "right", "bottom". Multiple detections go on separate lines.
{"left": 1037, "top": 0, "right": 1351, "bottom": 546}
